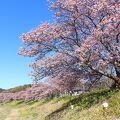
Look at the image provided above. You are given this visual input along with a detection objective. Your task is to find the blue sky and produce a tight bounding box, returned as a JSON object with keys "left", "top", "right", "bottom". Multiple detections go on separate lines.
{"left": 0, "top": 0, "right": 52, "bottom": 89}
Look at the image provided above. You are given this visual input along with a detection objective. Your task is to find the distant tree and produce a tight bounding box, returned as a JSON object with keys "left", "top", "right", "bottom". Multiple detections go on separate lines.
{"left": 7, "top": 84, "right": 31, "bottom": 93}
{"left": 0, "top": 88, "right": 5, "bottom": 93}
{"left": 19, "top": 0, "right": 120, "bottom": 92}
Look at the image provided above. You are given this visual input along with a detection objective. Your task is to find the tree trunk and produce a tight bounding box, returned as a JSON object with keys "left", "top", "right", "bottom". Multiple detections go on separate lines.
{"left": 89, "top": 65, "right": 120, "bottom": 89}
{"left": 110, "top": 76, "right": 120, "bottom": 89}
{"left": 116, "top": 69, "right": 120, "bottom": 78}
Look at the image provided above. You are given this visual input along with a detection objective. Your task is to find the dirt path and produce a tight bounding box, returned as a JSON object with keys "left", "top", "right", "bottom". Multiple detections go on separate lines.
{"left": 5, "top": 109, "right": 20, "bottom": 120}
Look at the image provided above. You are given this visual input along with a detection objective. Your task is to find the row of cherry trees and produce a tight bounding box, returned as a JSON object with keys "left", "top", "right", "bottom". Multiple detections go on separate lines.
{"left": 0, "top": 83, "right": 59, "bottom": 102}
{"left": 18, "top": 0, "right": 120, "bottom": 99}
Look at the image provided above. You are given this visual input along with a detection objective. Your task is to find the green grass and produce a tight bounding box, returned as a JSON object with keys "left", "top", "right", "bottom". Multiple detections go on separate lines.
{"left": 0, "top": 89, "right": 120, "bottom": 120}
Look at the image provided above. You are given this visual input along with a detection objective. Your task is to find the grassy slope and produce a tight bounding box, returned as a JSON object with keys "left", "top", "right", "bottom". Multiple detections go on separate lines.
{"left": 0, "top": 89, "right": 120, "bottom": 120}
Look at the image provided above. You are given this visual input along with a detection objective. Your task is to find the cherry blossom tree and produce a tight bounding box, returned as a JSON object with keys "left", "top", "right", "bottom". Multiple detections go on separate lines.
{"left": 0, "top": 83, "right": 58, "bottom": 102}
{"left": 19, "top": 0, "right": 120, "bottom": 92}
